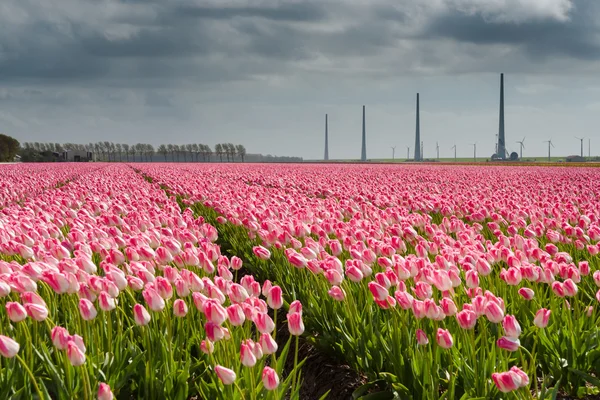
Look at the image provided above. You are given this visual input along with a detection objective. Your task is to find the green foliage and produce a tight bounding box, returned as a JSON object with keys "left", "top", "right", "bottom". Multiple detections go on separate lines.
{"left": 0, "top": 133, "right": 20, "bottom": 162}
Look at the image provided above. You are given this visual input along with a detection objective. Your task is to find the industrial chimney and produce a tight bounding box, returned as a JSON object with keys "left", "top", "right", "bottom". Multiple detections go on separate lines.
{"left": 497, "top": 73, "right": 506, "bottom": 159}
{"left": 361, "top": 105, "right": 367, "bottom": 161}
{"left": 324, "top": 114, "right": 329, "bottom": 161}
{"left": 414, "top": 93, "right": 421, "bottom": 161}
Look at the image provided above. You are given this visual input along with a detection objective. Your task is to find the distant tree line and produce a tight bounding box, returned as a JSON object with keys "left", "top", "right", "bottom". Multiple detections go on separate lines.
{"left": 0, "top": 133, "right": 20, "bottom": 162}
{"left": 19, "top": 141, "right": 252, "bottom": 162}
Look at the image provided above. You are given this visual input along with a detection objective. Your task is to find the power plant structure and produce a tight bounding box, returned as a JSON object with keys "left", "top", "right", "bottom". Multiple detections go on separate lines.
{"left": 324, "top": 114, "right": 329, "bottom": 161}
{"left": 361, "top": 105, "right": 367, "bottom": 162}
{"left": 414, "top": 93, "right": 421, "bottom": 161}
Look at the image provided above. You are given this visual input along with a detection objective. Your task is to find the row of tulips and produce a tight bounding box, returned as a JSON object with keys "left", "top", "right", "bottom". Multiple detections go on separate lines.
{"left": 0, "top": 163, "right": 100, "bottom": 208}
{"left": 137, "top": 163, "right": 600, "bottom": 399}
{"left": 0, "top": 165, "right": 308, "bottom": 399}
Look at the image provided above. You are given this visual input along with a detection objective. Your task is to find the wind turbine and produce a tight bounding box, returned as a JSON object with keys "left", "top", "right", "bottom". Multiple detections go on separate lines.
{"left": 451, "top": 144, "right": 457, "bottom": 162}
{"left": 436, "top": 142, "right": 440, "bottom": 160}
{"left": 575, "top": 137, "right": 585, "bottom": 157}
{"left": 544, "top": 140, "right": 554, "bottom": 162}
{"left": 406, "top": 146, "right": 410, "bottom": 160}
{"left": 470, "top": 142, "right": 477, "bottom": 162}
{"left": 391, "top": 146, "right": 396, "bottom": 161}
{"left": 516, "top": 137, "right": 525, "bottom": 159}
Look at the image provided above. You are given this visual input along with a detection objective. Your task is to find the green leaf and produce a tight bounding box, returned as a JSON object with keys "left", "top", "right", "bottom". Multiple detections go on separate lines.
{"left": 568, "top": 368, "right": 600, "bottom": 388}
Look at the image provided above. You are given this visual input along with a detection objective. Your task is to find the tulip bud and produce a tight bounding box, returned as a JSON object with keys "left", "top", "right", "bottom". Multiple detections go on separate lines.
{"left": 97, "top": 383, "right": 114, "bottom": 400}
{"left": 517, "top": 287, "right": 534, "bottom": 300}
{"left": 133, "top": 304, "right": 151, "bottom": 326}
{"left": 262, "top": 367, "right": 280, "bottom": 390}
{"left": 5, "top": 302, "right": 27, "bottom": 322}
{"left": 173, "top": 299, "right": 188, "bottom": 318}
{"left": 267, "top": 286, "right": 283, "bottom": 309}
{"left": 240, "top": 340, "right": 257, "bottom": 367}
{"left": 215, "top": 365, "right": 236, "bottom": 385}
{"left": 502, "top": 315, "right": 521, "bottom": 338}
{"left": 287, "top": 312, "right": 304, "bottom": 336}
{"left": 533, "top": 308, "right": 551, "bottom": 328}
{"left": 497, "top": 336, "right": 520, "bottom": 352}
{"left": 328, "top": 286, "right": 346, "bottom": 301}
{"left": 456, "top": 309, "right": 477, "bottom": 330}
{"left": 0, "top": 335, "right": 20, "bottom": 358}
{"left": 51, "top": 326, "right": 71, "bottom": 350}
{"left": 79, "top": 298, "right": 98, "bottom": 321}
{"left": 416, "top": 329, "right": 429, "bottom": 345}
{"left": 67, "top": 340, "right": 86, "bottom": 366}
{"left": 260, "top": 333, "right": 278, "bottom": 355}
{"left": 436, "top": 328, "right": 453, "bottom": 349}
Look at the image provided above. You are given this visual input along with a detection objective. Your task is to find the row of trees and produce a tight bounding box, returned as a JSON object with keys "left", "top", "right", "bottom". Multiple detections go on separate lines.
{"left": 19, "top": 142, "right": 248, "bottom": 162}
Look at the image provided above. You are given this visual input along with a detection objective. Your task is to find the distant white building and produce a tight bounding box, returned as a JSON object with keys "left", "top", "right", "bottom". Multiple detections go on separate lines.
{"left": 62, "top": 150, "right": 93, "bottom": 162}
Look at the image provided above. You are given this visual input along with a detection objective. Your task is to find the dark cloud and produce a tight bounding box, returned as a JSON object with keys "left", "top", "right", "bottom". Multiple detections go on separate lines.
{"left": 171, "top": 3, "right": 327, "bottom": 22}
{"left": 425, "top": 0, "right": 600, "bottom": 61}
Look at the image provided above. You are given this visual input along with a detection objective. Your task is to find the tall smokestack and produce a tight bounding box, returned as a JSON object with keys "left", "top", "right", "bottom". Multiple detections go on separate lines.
{"left": 414, "top": 93, "right": 421, "bottom": 161}
{"left": 498, "top": 73, "right": 506, "bottom": 159}
{"left": 324, "top": 114, "right": 329, "bottom": 161}
{"left": 361, "top": 105, "right": 367, "bottom": 161}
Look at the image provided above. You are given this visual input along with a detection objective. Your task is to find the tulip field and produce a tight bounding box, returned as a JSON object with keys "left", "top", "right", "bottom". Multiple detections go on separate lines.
{"left": 0, "top": 163, "right": 599, "bottom": 399}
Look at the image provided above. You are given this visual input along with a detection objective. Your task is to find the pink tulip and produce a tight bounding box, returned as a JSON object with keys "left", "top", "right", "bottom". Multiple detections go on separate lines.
{"left": 517, "top": 287, "right": 534, "bottom": 300}
{"left": 440, "top": 298, "right": 457, "bottom": 316}
{"left": 0, "top": 335, "right": 19, "bottom": 358}
{"left": 456, "top": 309, "right": 477, "bottom": 330}
{"left": 260, "top": 333, "right": 278, "bottom": 354}
{"left": 346, "top": 265, "right": 364, "bottom": 282}
{"left": 267, "top": 286, "right": 283, "bottom": 309}
{"left": 492, "top": 370, "right": 521, "bottom": 393}
{"left": 262, "top": 367, "right": 280, "bottom": 390}
{"left": 253, "top": 246, "right": 271, "bottom": 260}
{"left": 200, "top": 340, "right": 214, "bottom": 355}
{"left": 133, "top": 304, "right": 151, "bottom": 326}
{"left": 502, "top": 315, "right": 521, "bottom": 338}
{"left": 328, "top": 286, "right": 346, "bottom": 301}
{"left": 97, "top": 383, "right": 114, "bottom": 400}
{"left": 98, "top": 291, "right": 116, "bottom": 312}
{"left": 254, "top": 312, "right": 275, "bottom": 334}
{"left": 204, "top": 301, "right": 228, "bottom": 325}
{"left": 416, "top": 329, "right": 429, "bottom": 345}
{"left": 533, "top": 308, "right": 551, "bottom": 328}
{"left": 497, "top": 336, "right": 520, "bottom": 352}
{"left": 205, "top": 322, "right": 226, "bottom": 342}
{"left": 173, "top": 299, "right": 188, "bottom": 318}
{"left": 289, "top": 300, "right": 302, "bottom": 315}
{"left": 78, "top": 298, "right": 97, "bottom": 321}
{"left": 436, "top": 328, "right": 453, "bottom": 349}
{"left": 484, "top": 301, "right": 504, "bottom": 323}
{"left": 226, "top": 283, "right": 248, "bottom": 304}
{"left": 368, "top": 281, "right": 388, "bottom": 301}
{"left": 67, "top": 340, "right": 86, "bottom": 366}
{"left": 155, "top": 277, "right": 174, "bottom": 300}
{"left": 215, "top": 365, "right": 236, "bottom": 385}
{"left": 5, "top": 302, "right": 27, "bottom": 322}
{"left": 240, "top": 340, "right": 257, "bottom": 367}
{"left": 563, "top": 279, "right": 578, "bottom": 297}
{"left": 227, "top": 304, "right": 246, "bottom": 326}
{"left": 287, "top": 312, "right": 304, "bottom": 336}
{"left": 24, "top": 303, "right": 48, "bottom": 321}
{"left": 551, "top": 281, "right": 565, "bottom": 297}
{"left": 510, "top": 366, "right": 529, "bottom": 387}
{"left": 231, "top": 256, "right": 243, "bottom": 270}
{"left": 142, "top": 287, "right": 165, "bottom": 312}
{"left": 465, "top": 270, "right": 479, "bottom": 289}
{"left": 51, "top": 326, "right": 70, "bottom": 350}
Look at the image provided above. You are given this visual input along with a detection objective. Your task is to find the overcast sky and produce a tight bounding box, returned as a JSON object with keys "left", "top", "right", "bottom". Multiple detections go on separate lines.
{"left": 1, "top": 0, "right": 599, "bottom": 160}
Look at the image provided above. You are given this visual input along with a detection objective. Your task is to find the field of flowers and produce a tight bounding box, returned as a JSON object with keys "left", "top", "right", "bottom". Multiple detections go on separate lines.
{"left": 0, "top": 163, "right": 599, "bottom": 399}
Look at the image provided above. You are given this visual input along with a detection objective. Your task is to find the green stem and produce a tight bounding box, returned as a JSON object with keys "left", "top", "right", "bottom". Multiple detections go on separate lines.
{"left": 16, "top": 354, "right": 45, "bottom": 400}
